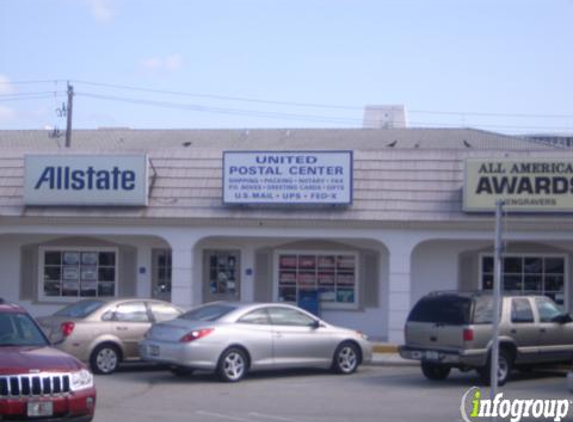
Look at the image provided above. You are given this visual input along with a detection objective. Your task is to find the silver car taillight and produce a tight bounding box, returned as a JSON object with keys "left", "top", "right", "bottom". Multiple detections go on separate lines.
{"left": 179, "top": 328, "right": 214, "bottom": 343}
{"left": 60, "top": 321, "right": 75, "bottom": 337}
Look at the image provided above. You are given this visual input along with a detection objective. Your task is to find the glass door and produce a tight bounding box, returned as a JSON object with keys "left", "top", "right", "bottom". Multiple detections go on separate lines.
{"left": 204, "top": 250, "right": 241, "bottom": 302}
{"left": 152, "top": 249, "right": 172, "bottom": 301}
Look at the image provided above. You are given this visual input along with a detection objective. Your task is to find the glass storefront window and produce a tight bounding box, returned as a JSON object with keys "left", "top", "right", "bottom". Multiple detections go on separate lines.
{"left": 41, "top": 248, "right": 117, "bottom": 299}
{"left": 278, "top": 252, "right": 357, "bottom": 307}
{"left": 481, "top": 254, "right": 566, "bottom": 306}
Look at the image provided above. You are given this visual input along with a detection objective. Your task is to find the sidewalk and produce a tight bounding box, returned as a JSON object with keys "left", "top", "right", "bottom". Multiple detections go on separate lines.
{"left": 368, "top": 343, "right": 417, "bottom": 366}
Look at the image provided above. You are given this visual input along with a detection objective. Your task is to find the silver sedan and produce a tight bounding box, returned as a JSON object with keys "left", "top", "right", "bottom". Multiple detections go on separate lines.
{"left": 139, "top": 302, "right": 372, "bottom": 382}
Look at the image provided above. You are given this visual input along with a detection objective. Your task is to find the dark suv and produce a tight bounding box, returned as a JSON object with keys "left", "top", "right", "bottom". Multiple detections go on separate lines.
{"left": 399, "top": 291, "right": 573, "bottom": 385}
{"left": 0, "top": 298, "right": 96, "bottom": 421}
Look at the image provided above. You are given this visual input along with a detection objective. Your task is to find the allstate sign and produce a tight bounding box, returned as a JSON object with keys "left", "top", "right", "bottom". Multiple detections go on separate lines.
{"left": 223, "top": 151, "right": 353, "bottom": 205}
{"left": 24, "top": 154, "right": 149, "bottom": 206}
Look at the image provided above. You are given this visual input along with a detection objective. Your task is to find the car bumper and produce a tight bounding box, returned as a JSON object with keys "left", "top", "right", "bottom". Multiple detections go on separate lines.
{"left": 361, "top": 341, "right": 373, "bottom": 364}
{"left": 54, "top": 340, "right": 90, "bottom": 363}
{"left": 0, "top": 387, "right": 96, "bottom": 422}
{"left": 139, "top": 339, "right": 219, "bottom": 371}
{"left": 398, "top": 345, "right": 486, "bottom": 367}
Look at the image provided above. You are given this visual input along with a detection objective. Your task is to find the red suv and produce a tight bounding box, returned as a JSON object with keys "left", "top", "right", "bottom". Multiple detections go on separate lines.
{"left": 0, "top": 298, "right": 96, "bottom": 421}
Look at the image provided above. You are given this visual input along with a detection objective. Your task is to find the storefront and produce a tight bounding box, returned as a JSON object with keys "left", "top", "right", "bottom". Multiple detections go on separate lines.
{"left": 1, "top": 128, "right": 572, "bottom": 343}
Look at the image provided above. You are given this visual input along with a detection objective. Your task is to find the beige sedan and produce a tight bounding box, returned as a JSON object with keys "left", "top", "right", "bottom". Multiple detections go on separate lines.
{"left": 37, "top": 298, "right": 183, "bottom": 374}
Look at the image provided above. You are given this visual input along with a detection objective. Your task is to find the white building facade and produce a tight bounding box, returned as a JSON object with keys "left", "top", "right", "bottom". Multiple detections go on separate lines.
{"left": 1, "top": 128, "right": 572, "bottom": 343}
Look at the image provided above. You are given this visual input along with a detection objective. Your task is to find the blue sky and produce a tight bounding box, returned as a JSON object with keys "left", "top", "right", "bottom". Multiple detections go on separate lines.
{"left": 1, "top": 0, "right": 572, "bottom": 134}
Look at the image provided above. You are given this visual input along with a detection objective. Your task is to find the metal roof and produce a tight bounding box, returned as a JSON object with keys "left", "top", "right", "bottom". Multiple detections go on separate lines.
{"left": 0, "top": 128, "right": 556, "bottom": 151}
{"left": 0, "top": 128, "right": 567, "bottom": 226}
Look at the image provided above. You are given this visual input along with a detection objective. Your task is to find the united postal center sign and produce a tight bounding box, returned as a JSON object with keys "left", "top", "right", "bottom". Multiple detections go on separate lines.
{"left": 24, "top": 154, "right": 149, "bottom": 206}
{"left": 464, "top": 158, "right": 573, "bottom": 212}
{"left": 223, "top": 151, "right": 353, "bottom": 205}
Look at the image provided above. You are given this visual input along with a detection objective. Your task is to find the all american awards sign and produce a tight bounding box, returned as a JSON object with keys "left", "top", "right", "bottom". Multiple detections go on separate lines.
{"left": 24, "top": 154, "right": 149, "bottom": 206}
{"left": 223, "top": 151, "right": 353, "bottom": 205}
{"left": 464, "top": 158, "right": 573, "bottom": 212}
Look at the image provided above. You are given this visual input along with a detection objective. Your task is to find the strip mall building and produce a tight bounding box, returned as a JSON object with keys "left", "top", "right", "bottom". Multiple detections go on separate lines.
{"left": 1, "top": 128, "right": 572, "bottom": 343}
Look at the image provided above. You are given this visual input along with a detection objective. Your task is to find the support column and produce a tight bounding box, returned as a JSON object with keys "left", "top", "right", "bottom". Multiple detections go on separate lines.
{"left": 387, "top": 239, "right": 417, "bottom": 344}
{"left": 241, "top": 244, "right": 255, "bottom": 302}
{"left": 165, "top": 234, "right": 200, "bottom": 309}
{"left": 136, "top": 246, "right": 152, "bottom": 297}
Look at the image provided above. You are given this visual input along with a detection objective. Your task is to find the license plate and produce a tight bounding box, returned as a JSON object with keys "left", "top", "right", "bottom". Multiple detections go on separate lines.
{"left": 27, "top": 401, "right": 53, "bottom": 417}
{"left": 149, "top": 345, "right": 160, "bottom": 357}
{"left": 425, "top": 351, "right": 439, "bottom": 361}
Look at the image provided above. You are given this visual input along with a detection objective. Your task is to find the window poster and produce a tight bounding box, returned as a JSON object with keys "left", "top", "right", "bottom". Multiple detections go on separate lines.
{"left": 63, "top": 266, "right": 80, "bottom": 280}
{"left": 63, "top": 252, "right": 80, "bottom": 265}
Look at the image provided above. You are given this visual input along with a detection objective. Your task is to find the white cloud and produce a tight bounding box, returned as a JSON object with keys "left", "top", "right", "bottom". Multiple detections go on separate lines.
{"left": 141, "top": 54, "right": 183, "bottom": 72}
{"left": 141, "top": 57, "right": 162, "bottom": 70}
{"left": 165, "top": 54, "right": 183, "bottom": 71}
{"left": 87, "top": 0, "right": 114, "bottom": 23}
{"left": 0, "top": 74, "right": 16, "bottom": 95}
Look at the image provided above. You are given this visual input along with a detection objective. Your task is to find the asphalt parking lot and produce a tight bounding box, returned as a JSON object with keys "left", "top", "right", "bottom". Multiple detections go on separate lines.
{"left": 92, "top": 363, "right": 573, "bottom": 422}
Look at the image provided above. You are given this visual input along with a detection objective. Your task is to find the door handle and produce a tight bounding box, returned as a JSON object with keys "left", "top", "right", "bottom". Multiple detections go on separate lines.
{"left": 116, "top": 326, "right": 128, "bottom": 331}
{"left": 540, "top": 328, "right": 547, "bottom": 333}
{"left": 510, "top": 329, "right": 517, "bottom": 334}
{"left": 273, "top": 332, "right": 283, "bottom": 338}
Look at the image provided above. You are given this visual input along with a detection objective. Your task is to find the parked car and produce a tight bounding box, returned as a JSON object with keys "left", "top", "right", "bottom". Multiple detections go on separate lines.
{"left": 399, "top": 291, "right": 573, "bottom": 385}
{"left": 140, "top": 301, "right": 372, "bottom": 382}
{"left": 37, "top": 298, "right": 183, "bottom": 374}
{"left": 0, "top": 298, "right": 96, "bottom": 421}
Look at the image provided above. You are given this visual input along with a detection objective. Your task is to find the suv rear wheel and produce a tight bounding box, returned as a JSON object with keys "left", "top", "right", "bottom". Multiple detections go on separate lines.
{"left": 421, "top": 362, "right": 451, "bottom": 380}
{"left": 479, "top": 348, "right": 513, "bottom": 386}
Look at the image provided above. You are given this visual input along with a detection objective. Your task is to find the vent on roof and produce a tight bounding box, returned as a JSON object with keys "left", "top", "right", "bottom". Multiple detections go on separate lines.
{"left": 363, "top": 105, "right": 407, "bottom": 129}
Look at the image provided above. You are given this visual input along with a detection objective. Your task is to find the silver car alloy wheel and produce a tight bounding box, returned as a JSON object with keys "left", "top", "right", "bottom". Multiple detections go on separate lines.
{"left": 337, "top": 345, "right": 358, "bottom": 373}
{"left": 96, "top": 347, "right": 118, "bottom": 373}
{"left": 223, "top": 351, "right": 246, "bottom": 381}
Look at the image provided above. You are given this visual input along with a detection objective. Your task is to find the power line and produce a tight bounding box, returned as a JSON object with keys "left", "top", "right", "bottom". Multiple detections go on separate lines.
{"left": 0, "top": 91, "right": 66, "bottom": 98}
{"left": 76, "top": 91, "right": 573, "bottom": 131}
{"left": 0, "top": 94, "right": 61, "bottom": 102}
{"left": 71, "top": 79, "right": 573, "bottom": 120}
{"left": 0, "top": 79, "right": 65, "bottom": 85}
{"left": 2, "top": 78, "right": 573, "bottom": 121}
{"left": 1, "top": 79, "right": 572, "bottom": 131}
{"left": 76, "top": 92, "right": 363, "bottom": 124}
{"left": 410, "top": 109, "right": 573, "bottom": 119}
{"left": 72, "top": 79, "right": 362, "bottom": 110}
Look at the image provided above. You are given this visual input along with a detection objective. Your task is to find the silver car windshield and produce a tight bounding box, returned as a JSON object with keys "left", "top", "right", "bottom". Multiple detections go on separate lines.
{"left": 179, "top": 304, "right": 237, "bottom": 321}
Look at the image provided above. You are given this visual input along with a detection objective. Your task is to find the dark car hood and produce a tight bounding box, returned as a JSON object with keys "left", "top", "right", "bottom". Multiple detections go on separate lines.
{"left": 0, "top": 346, "right": 84, "bottom": 375}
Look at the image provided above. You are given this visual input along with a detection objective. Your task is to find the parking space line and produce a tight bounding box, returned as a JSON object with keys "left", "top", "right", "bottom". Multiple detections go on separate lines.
{"left": 195, "top": 410, "right": 256, "bottom": 422}
{"left": 249, "top": 412, "right": 310, "bottom": 422}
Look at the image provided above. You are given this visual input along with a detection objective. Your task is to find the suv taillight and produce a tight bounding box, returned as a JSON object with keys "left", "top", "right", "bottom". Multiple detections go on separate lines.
{"left": 463, "top": 328, "right": 474, "bottom": 342}
{"left": 60, "top": 321, "right": 75, "bottom": 337}
{"left": 179, "top": 328, "right": 214, "bottom": 343}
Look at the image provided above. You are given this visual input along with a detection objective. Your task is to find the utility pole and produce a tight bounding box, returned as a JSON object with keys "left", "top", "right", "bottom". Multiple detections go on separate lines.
{"left": 490, "top": 199, "right": 505, "bottom": 400}
{"left": 65, "top": 82, "right": 74, "bottom": 148}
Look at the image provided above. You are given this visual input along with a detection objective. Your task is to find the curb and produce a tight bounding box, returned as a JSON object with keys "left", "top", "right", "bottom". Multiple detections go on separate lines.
{"left": 372, "top": 344, "right": 399, "bottom": 354}
{"left": 368, "top": 353, "right": 418, "bottom": 367}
